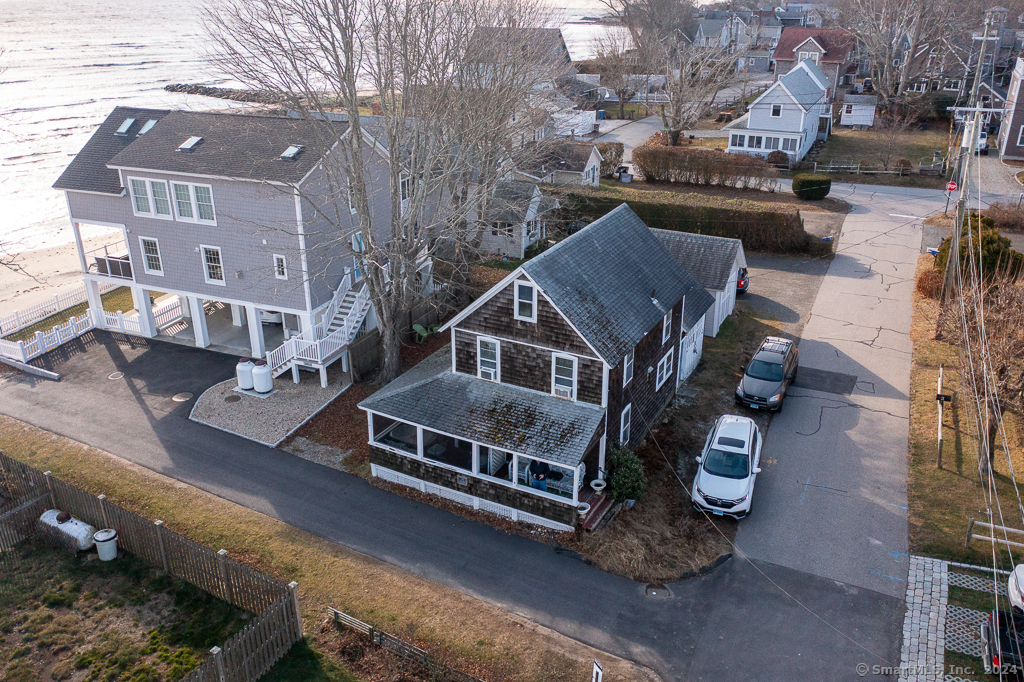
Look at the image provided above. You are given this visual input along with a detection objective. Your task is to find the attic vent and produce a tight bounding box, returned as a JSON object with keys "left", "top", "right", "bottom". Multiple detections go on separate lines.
{"left": 138, "top": 119, "right": 158, "bottom": 135}
{"left": 115, "top": 118, "right": 136, "bottom": 136}
{"left": 178, "top": 136, "right": 203, "bottom": 153}
{"left": 280, "top": 145, "right": 304, "bottom": 161}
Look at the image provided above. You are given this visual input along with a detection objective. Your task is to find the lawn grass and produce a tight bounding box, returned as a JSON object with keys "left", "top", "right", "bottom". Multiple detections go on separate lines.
{"left": 816, "top": 125, "right": 952, "bottom": 167}
{"left": 598, "top": 103, "right": 655, "bottom": 120}
{"left": 0, "top": 418, "right": 656, "bottom": 682}
{"left": 0, "top": 537, "right": 249, "bottom": 682}
{"left": 907, "top": 255, "right": 1024, "bottom": 566}
{"left": 3, "top": 287, "right": 166, "bottom": 343}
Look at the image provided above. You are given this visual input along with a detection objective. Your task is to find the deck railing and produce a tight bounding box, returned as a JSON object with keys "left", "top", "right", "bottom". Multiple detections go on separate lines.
{"left": 0, "top": 282, "right": 117, "bottom": 337}
{"left": 86, "top": 242, "right": 134, "bottom": 281}
{"left": 267, "top": 283, "right": 369, "bottom": 374}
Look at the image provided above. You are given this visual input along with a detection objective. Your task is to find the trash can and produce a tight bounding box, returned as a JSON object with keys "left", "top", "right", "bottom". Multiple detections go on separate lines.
{"left": 94, "top": 528, "right": 118, "bottom": 561}
{"left": 252, "top": 360, "right": 273, "bottom": 394}
{"left": 237, "top": 358, "right": 255, "bottom": 390}
{"left": 597, "top": 109, "right": 605, "bottom": 120}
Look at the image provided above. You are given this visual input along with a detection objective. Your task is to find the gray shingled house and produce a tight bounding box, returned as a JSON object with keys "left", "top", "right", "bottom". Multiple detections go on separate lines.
{"left": 359, "top": 204, "right": 713, "bottom": 530}
{"left": 480, "top": 182, "right": 559, "bottom": 259}
{"left": 652, "top": 230, "right": 747, "bottom": 339}
{"left": 513, "top": 141, "right": 603, "bottom": 187}
{"left": 53, "top": 106, "right": 434, "bottom": 386}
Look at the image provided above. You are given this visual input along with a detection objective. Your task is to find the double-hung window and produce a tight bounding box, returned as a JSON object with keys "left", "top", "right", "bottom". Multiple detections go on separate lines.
{"left": 656, "top": 349, "right": 674, "bottom": 390}
{"left": 551, "top": 353, "right": 577, "bottom": 400}
{"left": 662, "top": 309, "right": 672, "bottom": 344}
{"left": 128, "top": 178, "right": 172, "bottom": 219}
{"left": 782, "top": 138, "right": 798, "bottom": 152}
{"left": 747, "top": 136, "right": 763, "bottom": 149}
{"left": 798, "top": 51, "right": 808, "bottom": 62}
{"left": 514, "top": 281, "right": 537, "bottom": 322}
{"left": 623, "top": 350, "right": 634, "bottom": 387}
{"left": 620, "top": 404, "right": 632, "bottom": 444}
{"left": 730, "top": 134, "right": 745, "bottom": 148}
{"left": 771, "top": 104, "right": 782, "bottom": 117}
{"left": 172, "top": 182, "right": 216, "bottom": 224}
{"left": 139, "top": 237, "right": 163, "bottom": 275}
{"left": 478, "top": 337, "right": 500, "bottom": 381}
{"left": 274, "top": 255, "right": 287, "bottom": 280}
{"left": 766, "top": 137, "right": 780, "bottom": 150}
{"left": 201, "top": 245, "right": 225, "bottom": 285}
{"left": 1017, "top": 126, "right": 1024, "bottom": 146}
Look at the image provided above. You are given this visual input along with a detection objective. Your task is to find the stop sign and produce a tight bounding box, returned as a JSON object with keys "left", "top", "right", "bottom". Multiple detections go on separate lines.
{"left": 946, "top": 180, "right": 958, "bottom": 192}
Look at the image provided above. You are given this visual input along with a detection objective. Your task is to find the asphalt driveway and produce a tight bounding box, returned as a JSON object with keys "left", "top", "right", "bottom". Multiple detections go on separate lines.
{"left": 0, "top": 329, "right": 903, "bottom": 680}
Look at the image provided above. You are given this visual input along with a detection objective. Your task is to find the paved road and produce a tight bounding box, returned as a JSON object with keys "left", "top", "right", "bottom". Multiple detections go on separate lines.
{"left": 1, "top": 331, "right": 900, "bottom": 677}
{"left": 737, "top": 183, "right": 947, "bottom": 600}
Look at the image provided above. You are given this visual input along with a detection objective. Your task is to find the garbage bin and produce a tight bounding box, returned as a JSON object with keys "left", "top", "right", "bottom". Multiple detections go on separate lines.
{"left": 597, "top": 109, "right": 605, "bottom": 120}
{"left": 94, "top": 528, "right": 118, "bottom": 561}
{"left": 252, "top": 360, "right": 273, "bottom": 394}
{"left": 237, "top": 358, "right": 255, "bottom": 390}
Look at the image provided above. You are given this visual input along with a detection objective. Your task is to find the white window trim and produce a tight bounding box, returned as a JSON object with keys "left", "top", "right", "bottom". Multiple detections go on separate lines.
{"left": 662, "top": 309, "right": 673, "bottom": 344}
{"left": 201, "top": 244, "right": 226, "bottom": 286}
{"left": 477, "top": 336, "right": 501, "bottom": 382}
{"left": 656, "top": 349, "right": 674, "bottom": 390}
{"left": 551, "top": 352, "right": 578, "bottom": 401}
{"left": 351, "top": 231, "right": 365, "bottom": 253}
{"left": 623, "top": 350, "right": 634, "bottom": 387}
{"left": 771, "top": 104, "right": 782, "bottom": 117}
{"left": 274, "top": 254, "right": 288, "bottom": 280}
{"left": 798, "top": 51, "right": 808, "bottom": 61}
{"left": 172, "top": 182, "right": 217, "bottom": 225}
{"left": 514, "top": 281, "right": 538, "bottom": 323}
{"left": 347, "top": 184, "right": 358, "bottom": 214}
{"left": 1017, "top": 125, "right": 1024, "bottom": 146}
{"left": 127, "top": 177, "right": 173, "bottom": 220}
{"left": 138, "top": 237, "right": 164, "bottom": 276}
{"left": 620, "top": 404, "right": 632, "bottom": 444}
{"left": 400, "top": 176, "right": 411, "bottom": 212}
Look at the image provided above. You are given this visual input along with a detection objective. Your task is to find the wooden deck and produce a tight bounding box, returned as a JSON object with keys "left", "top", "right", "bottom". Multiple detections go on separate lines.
{"left": 578, "top": 488, "right": 617, "bottom": 532}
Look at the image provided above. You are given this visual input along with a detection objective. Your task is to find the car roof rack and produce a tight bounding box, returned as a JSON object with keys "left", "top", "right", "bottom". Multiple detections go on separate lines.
{"left": 758, "top": 337, "right": 792, "bottom": 355}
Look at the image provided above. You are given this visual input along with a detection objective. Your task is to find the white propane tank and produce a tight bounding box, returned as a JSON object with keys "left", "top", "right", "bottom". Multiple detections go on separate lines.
{"left": 39, "top": 509, "right": 96, "bottom": 551}
{"left": 237, "top": 358, "right": 255, "bottom": 390}
{"left": 252, "top": 360, "right": 273, "bottom": 393}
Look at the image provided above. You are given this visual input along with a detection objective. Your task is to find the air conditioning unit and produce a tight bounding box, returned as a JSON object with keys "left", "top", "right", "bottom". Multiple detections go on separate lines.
{"left": 554, "top": 387, "right": 573, "bottom": 399}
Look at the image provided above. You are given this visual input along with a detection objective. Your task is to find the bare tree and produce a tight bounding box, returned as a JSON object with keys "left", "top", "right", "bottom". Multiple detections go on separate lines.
{"left": 205, "top": 0, "right": 561, "bottom": 382}
{"left": 601, "top": 0, "right": 697, "bottom": 55}
{"left": 870, "top": 111, "right": 911, "bottom": 169}
{"left": 658, "top": 45, "right": 742, "bottom": 146}
{"left": 590, "top": 33, "right": 654, "bottom": 120}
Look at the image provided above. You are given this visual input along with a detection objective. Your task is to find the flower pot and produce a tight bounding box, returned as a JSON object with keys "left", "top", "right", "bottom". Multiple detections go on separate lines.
{"left": 589, "top": 479, "right": 607, "bottom": 495}
{"left": 577, "top": 502, "right": 591, "bottom": 518}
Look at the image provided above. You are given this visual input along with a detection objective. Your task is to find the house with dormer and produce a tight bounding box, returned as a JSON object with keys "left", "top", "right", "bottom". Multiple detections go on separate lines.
{"left": 772, "top": 27, "right": 858, "bottom": 98}
{"left": 52, "top": 106, "right": 436, "bottom": 387}
{"left": 358, "top": 205, "right": 714, "bottom": 530}
{"left": 724, "top": 58, "right": 830, "bottom": 160}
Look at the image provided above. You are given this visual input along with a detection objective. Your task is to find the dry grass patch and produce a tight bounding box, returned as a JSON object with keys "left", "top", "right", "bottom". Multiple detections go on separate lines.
{"left": 0, "top": 418, "right": 659, "bottom": 682}
{"left": 907, "top": 255, "right": 1024, "bottom": 565}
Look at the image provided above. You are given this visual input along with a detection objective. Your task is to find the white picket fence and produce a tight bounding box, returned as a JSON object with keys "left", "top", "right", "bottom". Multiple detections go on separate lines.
{"left": 0, "top": 297, "right": 185, "bottom": 364}
{"left": 0, "top": 282, "right": 118, "bottom": 337}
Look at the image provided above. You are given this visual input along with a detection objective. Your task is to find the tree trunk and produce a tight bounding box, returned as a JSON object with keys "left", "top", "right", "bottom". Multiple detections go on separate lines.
{"left": 379, "top": 308, "right": 404, "bottom": 384}
{"left": 669, "top": 128, "right": 682, "bottom": 146}
{"left": 619, "top": 98, "right": 626, "bottom": 120}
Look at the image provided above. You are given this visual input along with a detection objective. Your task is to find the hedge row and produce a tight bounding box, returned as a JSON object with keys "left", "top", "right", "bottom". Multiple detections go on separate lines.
{"left": 632, "top": 146, "right": 779, "bottom": 190}
{"left": 559, "top": 187, "right": 827, "bottom": 255}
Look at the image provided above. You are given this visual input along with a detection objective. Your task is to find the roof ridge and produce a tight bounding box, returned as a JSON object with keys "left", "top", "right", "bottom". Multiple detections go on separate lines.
{"left": 523, "top": 203, "right": 631, "bottom": 270}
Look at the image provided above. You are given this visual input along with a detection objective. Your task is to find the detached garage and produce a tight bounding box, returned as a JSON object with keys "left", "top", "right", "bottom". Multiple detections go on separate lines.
{"left": 651, "top": 230, "right": 746, "bottom": 338}
{"left": 840, "top": 95, "right": 877, "bottom": 128}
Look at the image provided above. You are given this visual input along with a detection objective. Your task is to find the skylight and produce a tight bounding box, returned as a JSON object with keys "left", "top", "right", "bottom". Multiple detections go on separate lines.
{"left": 177, "top": 136, "right": 203, "bottom": 153}
{"left": 280, "top": 145, "right": 304, "bottom": 161}
{"left": 138, "top": 119, "right": 158, "bottom": 135}
{"left": 115, "top": 118, "right": 136, "bottom": 136}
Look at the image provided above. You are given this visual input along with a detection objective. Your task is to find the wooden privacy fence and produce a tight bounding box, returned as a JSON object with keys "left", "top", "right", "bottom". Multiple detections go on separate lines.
{"left": 328, "top": 607, "right": 485, "bottom": 682}
{"left": 0, "top": 451, "right": 304, "bottom": 681}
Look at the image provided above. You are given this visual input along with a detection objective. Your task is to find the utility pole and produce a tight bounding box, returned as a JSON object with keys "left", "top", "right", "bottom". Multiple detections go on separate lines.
{"left": 940, "top": 12, "right": 993, "bottom": 304}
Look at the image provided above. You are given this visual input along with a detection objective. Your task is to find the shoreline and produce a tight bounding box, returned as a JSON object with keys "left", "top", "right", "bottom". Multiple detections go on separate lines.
{"left": 0, "top": 234, "right": 121, "bottom": 313}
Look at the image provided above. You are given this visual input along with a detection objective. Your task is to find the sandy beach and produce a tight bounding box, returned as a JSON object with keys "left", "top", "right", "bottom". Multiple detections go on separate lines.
{"left": 0, "top": 234, "right": 122, "bottom": 313}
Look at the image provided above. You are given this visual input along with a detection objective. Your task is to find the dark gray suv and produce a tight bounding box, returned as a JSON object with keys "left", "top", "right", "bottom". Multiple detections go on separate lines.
{"left": 735, "top": 337, "right": 799, "bottom": 412}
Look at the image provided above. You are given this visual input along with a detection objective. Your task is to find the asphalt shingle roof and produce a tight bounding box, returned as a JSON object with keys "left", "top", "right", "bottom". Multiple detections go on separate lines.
{"left": 778, "top": 61, "right": 828, "bottom": 111}
{"left": 359, "top": 346, "right": 604, "bottom": 466}
{"left": 520, "top": 141, "right": 596, "bottom": 178}
{"left": 53, "top": 106, "right": 171, "bottom": 195}
{"left": 106, "top": 111, "right": 347, "bottom": 184}
{"left": 485, "top": 182, "right": 538, "bottom": 223}
{"left": 773, "top": 28, "right": 857, "bottom": 63}
{"left": 521, "top": 204, "right": 714, "bottom": 360}
{"left": 652, "top": 230, "right": 746, "bottom": 292}
{"left": 844, "top": 94, "right": 878, "bottom": 106}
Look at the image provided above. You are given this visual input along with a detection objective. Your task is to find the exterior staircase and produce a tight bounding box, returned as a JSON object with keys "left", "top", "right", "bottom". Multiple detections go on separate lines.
{"left": 266, "top": 276, "right": 372, "bottom": 386}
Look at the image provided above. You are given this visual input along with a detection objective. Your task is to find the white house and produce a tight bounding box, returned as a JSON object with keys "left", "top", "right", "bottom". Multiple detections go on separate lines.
{"left": 651, "top": 230, "right": 746, "bottom": 338}
{"left": 840, "top": 94, "right": 877, "bottom": 127}
{"left": 723, "top": 59, "right": 830, "bottom": 162}
{"left": 481, "top": 182, "right": 559, "bottom": 259}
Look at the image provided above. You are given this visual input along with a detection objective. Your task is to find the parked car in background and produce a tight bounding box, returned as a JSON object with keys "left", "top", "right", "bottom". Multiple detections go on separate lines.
{"left": 737, "top": 267, "right": 749, "bottom": 295}
{"left": 692, "top": 415, "right": 762, "bottom": 519}
{"left": 735, "top": 336, "right": 799, "bottom": 411}
{"left": 1009, "top": 565, "right": 1024, "bottom": 613}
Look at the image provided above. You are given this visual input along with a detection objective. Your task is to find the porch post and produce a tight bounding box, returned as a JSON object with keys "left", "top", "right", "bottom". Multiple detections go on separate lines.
{"left": 188, "top": 297, "right": 210, "bottom": 348}
{"left": 292, "top": 365, "right": 300, "bottom": 384}
{"left": 230, "top": 304, "right": 245, "bottom": 327}
{"left": 471, "top": 444, "right": 480, "bottom": 475}
{"left": 245, "top": 305, "right": 265, "bottom": 358}
{"left": 84, "top": 279, "right": 106, "bottom": 329}
{"left": 132, "top": 287, "right": 156, "bottom": 337}
{"left": 319, "top": 366, "right": 328, "bottom": 388}
{"left": 598, "top": 434, "right": 607, "bottom": 481}
{"left": 572, "top": 467, "right": 579, "bottom": 505}
{"left": 511, "top": 453, "right": 519, "bottom": 487}
{"left": 71, "top": 222, "right": 88, "bottom": 274}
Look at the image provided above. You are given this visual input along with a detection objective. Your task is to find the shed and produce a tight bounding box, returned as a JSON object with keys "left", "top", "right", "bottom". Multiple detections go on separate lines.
{"left": 840, "top": 95, "right": 877, "bottom": 127}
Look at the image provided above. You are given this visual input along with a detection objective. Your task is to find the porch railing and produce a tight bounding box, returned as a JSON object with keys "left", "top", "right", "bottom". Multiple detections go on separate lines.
{"left": 153, "top": 297, "right": 185, "bottom": 329}
{"left": 85, "top": 242, "right": 134, "bottom": 281}
{"left": 267, "top": 284, "right": 370, "bottom": 375}
{"left": 0, "top": 282, "right": 117, "bottom": 337}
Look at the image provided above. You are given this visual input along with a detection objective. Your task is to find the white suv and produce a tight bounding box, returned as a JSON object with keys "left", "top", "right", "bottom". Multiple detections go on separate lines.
{"left": 692, "top": 415, "right": 762, "bottom": 519}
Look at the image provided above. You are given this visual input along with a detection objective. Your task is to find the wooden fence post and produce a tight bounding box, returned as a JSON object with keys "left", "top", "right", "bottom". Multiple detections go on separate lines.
{"left": 288, "top": 581, "right": 303, "bottom": 640}
{"left": 211, "top": 646, "right": 227, "bottom": 682}
{"left": 43, "top": 471, "right": 55, "bottom": 508}
{"left": 155, "top": 520, "right": 170, "bottom": 574}
{"left": 96, "top": 494, "right": 111, "bottom": 528}
{"left": 217, "top": 549, "right": 234, "bottom": 605}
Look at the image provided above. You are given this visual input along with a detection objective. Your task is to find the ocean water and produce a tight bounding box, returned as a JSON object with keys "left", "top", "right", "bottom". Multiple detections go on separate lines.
{"left": 0, "top": 0, "right": 614, "bottom": 254}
